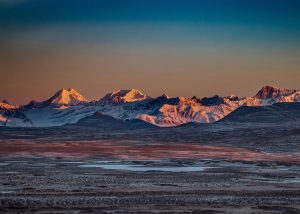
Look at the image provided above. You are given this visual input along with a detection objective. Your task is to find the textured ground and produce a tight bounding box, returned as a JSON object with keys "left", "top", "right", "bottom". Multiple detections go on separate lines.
{"left": 1, "top": 157, "right": 300, "bottom": 213}
{"left": 0, "top": 121, "right": 300, "bottom": 213}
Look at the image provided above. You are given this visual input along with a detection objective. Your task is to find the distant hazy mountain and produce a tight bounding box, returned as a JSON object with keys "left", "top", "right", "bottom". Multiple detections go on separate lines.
{"left": 1, "top": 86, "right": 299, "bottom": 127}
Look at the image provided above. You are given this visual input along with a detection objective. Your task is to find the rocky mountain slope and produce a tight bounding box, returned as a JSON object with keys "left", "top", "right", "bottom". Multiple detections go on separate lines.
{"left": 1, "top": 86, "right": 299, "bottom": 127}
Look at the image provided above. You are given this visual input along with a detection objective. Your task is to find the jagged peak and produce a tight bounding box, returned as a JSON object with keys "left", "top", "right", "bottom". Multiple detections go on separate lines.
{"left": 55, "top": 88, "right": 81, "bottom": 96}
{"left": 46, "top": 88, "right": 88, "bottom": 106}
{"left": 157, "top": 93, "right": 169, "bottom": 99}
{"left": 67, "top": 88, "right": 78, "bottom": 93}
{"left": 200, "top": 95, "right": 224, "bottom": 106}
{"left": 254, "top": 85, "right": 297, "bottom": 99}
{"left": 101, "top": 88, "right": 150, "bottom": 103}
{"left": 225, "top": 94, "right": 239, "bottom": 101}
{"left": 191, "top": 96, "right": 200, "bottom": 102}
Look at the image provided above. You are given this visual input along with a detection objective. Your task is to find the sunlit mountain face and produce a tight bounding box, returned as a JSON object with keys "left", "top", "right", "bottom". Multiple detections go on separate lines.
{"left": 1, "top": 2, "right": 300, "bottom": 213}
{"left": 0, "top": 86, "right": 299, "bottom": 127}
{"left": 1, "top": 0, "right": 300, "bottom": 105}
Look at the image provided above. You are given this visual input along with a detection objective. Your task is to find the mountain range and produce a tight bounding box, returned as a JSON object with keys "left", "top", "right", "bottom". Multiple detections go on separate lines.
{"left": 0, "top": 86, "right": 299, "bottom": 127}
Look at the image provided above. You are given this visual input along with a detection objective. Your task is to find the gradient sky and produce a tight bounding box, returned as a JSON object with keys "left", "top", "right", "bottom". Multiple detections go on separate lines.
{"left": 1, "top": 0, "right": 300, "bottom": 104}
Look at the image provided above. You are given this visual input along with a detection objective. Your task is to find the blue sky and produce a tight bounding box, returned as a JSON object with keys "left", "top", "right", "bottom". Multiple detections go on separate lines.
{"left": 0, "top": 0, "right": 299, "bottom": 104}
{"left": 1, "top": 0, "right": 299, "bottom": 43}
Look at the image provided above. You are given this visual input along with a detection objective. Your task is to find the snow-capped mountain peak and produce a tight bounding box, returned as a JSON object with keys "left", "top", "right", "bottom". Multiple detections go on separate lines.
{"left": 254, "top": 85, "right": 297, "bottom": 99}
{"left": 0, "top": 100, "right": 18, "bottom": 110}
{"left": 2, "top": 85, "right": 300, "bottom": 128}
{"left": 45, "top": 88, "right": 88, "bottom": 107}
{"left": 157, "top": 93, "right": 169, "bottom": 99}
{"left": 100, "top": 88, "right": 151, "bottom": 103}
{"left": 225, "top": 94, "right": 239, "bottom": 101}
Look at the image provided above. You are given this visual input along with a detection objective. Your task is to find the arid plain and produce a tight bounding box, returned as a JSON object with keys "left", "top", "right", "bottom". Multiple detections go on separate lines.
{"left": 1, "top": 118, "right": 300, "bottom": 213}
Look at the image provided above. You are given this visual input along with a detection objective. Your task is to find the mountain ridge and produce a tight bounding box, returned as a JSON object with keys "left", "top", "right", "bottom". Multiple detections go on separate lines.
{"left": 254, "top": 85, "right": 297, "bottom": 99}
{"left": 1, "top": 85, "right": 299, "bottom": 127}
{"left": 100, "top": 89, "right": 150, "bottom": 103}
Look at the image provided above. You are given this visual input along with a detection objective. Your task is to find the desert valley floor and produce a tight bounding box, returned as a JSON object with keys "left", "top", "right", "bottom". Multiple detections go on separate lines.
{"left": 0, "top": 119, "right": 300, "bottom": 213}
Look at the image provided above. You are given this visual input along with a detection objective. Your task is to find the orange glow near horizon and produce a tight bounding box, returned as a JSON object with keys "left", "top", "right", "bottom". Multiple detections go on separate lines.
{"left": 1, "top": 1, "right": 300, "bottom": 104}
{"left": 1, "top": 44, "right": 299, "bottom": 104}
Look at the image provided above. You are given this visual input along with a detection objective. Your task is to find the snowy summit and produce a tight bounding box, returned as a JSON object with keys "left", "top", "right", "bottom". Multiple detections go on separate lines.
{"left": 100, "top": 89, "right": 150, "bottom": 103}
{"left": 45, "top": 88, "right": 88, "bottom": 107}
